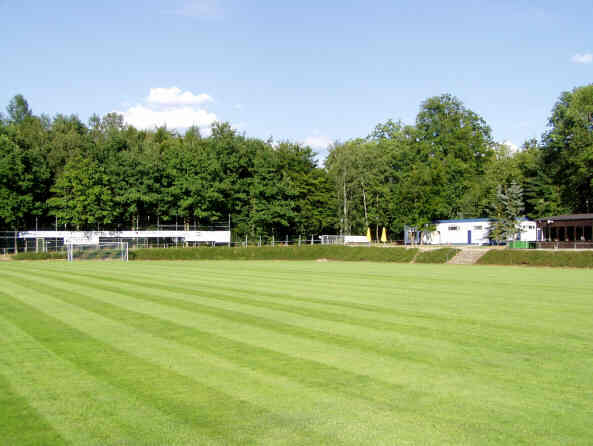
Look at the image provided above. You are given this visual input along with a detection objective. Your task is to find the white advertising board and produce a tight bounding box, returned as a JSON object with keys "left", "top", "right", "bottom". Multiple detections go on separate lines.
{"left": 18, "top": 230, "right": 231, "bottom": 244}
{"left": 344, "top": 235, "right": 369, "bottom": 244}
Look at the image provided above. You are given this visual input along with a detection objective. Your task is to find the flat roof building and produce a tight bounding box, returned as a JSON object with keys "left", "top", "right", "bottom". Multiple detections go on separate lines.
{"left": 536, "top": 214, "right": 593, "bottom": 249}
{"left": 405, "top": 218, "right": 537, "bottom": 245}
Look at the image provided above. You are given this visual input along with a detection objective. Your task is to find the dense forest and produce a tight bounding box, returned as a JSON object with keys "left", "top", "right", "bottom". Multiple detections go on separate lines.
{"left": 1, "top": 84, "right": 592, "bottom": 239}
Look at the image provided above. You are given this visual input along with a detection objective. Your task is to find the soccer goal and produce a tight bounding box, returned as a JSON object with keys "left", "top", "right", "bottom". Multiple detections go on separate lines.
{"left": 67, "top": 242, "right": 129, "bottom": 262}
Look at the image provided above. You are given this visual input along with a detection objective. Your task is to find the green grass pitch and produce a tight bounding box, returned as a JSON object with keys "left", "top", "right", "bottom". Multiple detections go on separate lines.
{"left": 1, "top": 260, "right": 592, "bottom": 445}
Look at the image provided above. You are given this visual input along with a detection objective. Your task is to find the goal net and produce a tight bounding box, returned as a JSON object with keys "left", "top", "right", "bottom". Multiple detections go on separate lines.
{"left": 67, "top": 242, "right": 128, "bottom": 262}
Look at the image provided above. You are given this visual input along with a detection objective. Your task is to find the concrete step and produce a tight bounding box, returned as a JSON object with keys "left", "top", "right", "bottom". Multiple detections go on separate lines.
{"left": 448, "top": 249, "right": 489, "bottom": 265}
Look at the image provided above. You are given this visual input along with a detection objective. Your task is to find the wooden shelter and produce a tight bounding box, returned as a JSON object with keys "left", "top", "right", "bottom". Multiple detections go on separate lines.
{"left": 536, "top": 214, "right": 593, "bottom": 249}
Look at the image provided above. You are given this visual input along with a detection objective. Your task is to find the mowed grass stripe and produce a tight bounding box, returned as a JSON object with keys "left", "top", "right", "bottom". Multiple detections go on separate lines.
{"left": 12, "top": 267, "right": 475, "bottom": 368}
{"left": 34, "top": 265, "right": 589, "bottom": 357}
{"left": 1, "top": 266, "right": 540, "bottom": 394}
{"left": 3, "top": 261, "right": 592, "bottom": 445}
{"left": 0, "top": 290, "right": 333, "bottom": 446}
{"left": 32, "top": 269, "right": 426, "bottom": 355}
{"left": 130, "top": 261, "right": 593, "bottom": 330}
{"left": 9, "top": 262, "right": 593, "bottom": 394}
{"left": 23, "top": 261, "right": 593, "bottom": 336}
{"left": 1, "top": 268, "right": 577, "bottom": 444}
{"left": 0, "top": 373, "right": 69, "bottom": 446}
{"left": 10, "top": 263, "right": 590, "bottom": 401}
{"left": 65, "top": 258, "right": 593, "bottom": 323}
{"left": 14, "top": 266, "right": 587, "bottom": 390}
{"left": 0, "top": 276, "right": 456, "bottom": 446}
{"left": 96, "top": 264, "right": 593, "bottom": 342}
{"left": 0, "top": 315, "right": 219, "bottom": 446}
{"left": 134, "top": 262, "right": 593, "bottom": 344}
{"left": 152, "top": 261, "right": 593, "bottom": 327}
{"left": 0, "top": 277, "right": 451, "bottom": 446}
{"left": 116, "top": 260, "right": 593, "bottom": 309}
{"left": 44, "top": 263, "right": 555, "bottom": 336}
{"left": 0, "top": 271, "right": 430, "bottom": 408}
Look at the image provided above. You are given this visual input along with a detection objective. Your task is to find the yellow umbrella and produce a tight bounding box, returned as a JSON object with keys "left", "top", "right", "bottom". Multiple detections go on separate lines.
{"left": 366, "top": 227, "right": 372, "bottom": 242}
{"left": 381, "top": 227, "right": 387, "bottom": 243}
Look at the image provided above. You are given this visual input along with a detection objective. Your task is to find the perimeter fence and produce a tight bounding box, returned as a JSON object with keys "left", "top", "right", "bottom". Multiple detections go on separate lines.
{"left": 0, "top": 223, "right": 231, "bottom": 255}
{"left": 0, "top": 228, "right": 403, "bottom": 256}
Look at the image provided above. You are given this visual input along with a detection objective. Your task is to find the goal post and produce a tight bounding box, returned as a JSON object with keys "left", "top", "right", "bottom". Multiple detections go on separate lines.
{"left": 67, "top": 242, "right": 128, "bottom": 262}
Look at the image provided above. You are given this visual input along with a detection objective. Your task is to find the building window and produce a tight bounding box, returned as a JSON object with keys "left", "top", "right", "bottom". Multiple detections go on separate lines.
{"left": 473, "top": 225, "right": 483, "bottom": 230}
{"left": 448, "top": 226, "right": 459, "bottom": 231}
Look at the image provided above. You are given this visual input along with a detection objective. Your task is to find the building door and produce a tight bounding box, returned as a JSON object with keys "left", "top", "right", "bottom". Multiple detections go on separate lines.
{"left": 467, "top": 230, "right": 472, "bottom": 244}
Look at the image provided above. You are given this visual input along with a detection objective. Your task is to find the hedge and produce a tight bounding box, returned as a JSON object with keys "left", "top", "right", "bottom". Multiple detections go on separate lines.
{"left": 414, "top": 248, "right": 460, "bottom": 264}
{"left": 477, "top": 250, "right": 593, "bottom": 268}
{"left": 130, "top": 245, "right": 418, "bottom": 262}
{"left": 12, "top": 251, "right": 67, "bottom": 261}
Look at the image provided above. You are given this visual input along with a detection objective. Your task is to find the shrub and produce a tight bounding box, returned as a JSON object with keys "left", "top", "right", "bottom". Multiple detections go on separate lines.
{"left": 414, "top": 248, "right": 460, "bottom": 264}
{"left": 477, "top": 250, "right": 593, "bottom": 268}
{"left": 131, "top": 245, "right": 418, "bottom": 263}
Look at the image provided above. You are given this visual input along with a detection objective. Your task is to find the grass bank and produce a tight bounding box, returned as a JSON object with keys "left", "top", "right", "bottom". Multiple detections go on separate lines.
{"left": 131, "top": 245, "right": 418, "bottom": 262}
{"left": 477, "top": 249, "right": 593, "bottom": 268}
{"left": 414, "top": 248, "right": 460, "bottom": 264}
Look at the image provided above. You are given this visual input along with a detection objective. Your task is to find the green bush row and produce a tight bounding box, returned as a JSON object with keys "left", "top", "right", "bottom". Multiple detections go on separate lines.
{"left": 414, "top": 248, "right": 460, "bottom": 264}
{"left": 477, "top": 250, "right": 593, "bottom": 268}
{"left": 12, "top": 251, "right": 67, "bottom": 261}
{"left": 130, "top": 245, "right": 418, "bottom": 262}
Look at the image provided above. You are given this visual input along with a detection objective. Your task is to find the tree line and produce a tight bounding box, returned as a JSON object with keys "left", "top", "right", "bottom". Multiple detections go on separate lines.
{"left": 1, "top": 84, "right": 592, "bottom": 239}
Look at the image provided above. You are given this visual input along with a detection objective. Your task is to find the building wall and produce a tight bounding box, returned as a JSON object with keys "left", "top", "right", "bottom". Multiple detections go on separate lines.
{"left": 424, "top": 220, "right": 491, "bottom": 245}
{"left": 414, "top": 219, "right": 537, "bottom": 245}
{"left": 519, "top": 221, "right": 537, "bottom": 242}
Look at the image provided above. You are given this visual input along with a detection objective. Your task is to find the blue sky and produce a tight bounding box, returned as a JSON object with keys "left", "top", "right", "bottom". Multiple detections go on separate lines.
{"left": 1, "top": 0, "right": 592, "bottom": 154}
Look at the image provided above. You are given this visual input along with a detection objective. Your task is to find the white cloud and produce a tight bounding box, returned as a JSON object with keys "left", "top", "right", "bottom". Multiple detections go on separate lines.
{"left": 116, "top": 86, "right": 218, "bottom": 130}
{"left": 117, "top": 104, "right": 217, "bottom": 130}
{"left": 147, "top": 87, "right": 213, "bottom": 106}
{"left": 571, "top": 53, "right": 593, "bottom": 64}
{"left": 303, "top": 135, "right": 333, "bottom": 150}
{"left": 167, "top": 0, "right": 222, "bottom": 18}
{"left": 502, "top": 140, "right": 520, "bottom": 153}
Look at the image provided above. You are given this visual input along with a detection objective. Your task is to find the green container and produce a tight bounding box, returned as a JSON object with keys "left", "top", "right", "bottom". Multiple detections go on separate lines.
{"left": 509, "top": 241, "right": 529, "bottom": 249}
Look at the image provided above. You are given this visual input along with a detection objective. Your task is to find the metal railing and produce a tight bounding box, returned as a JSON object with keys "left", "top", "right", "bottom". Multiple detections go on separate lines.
{"left": 536, "top": 241, "right": 593, "bottom": 250}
